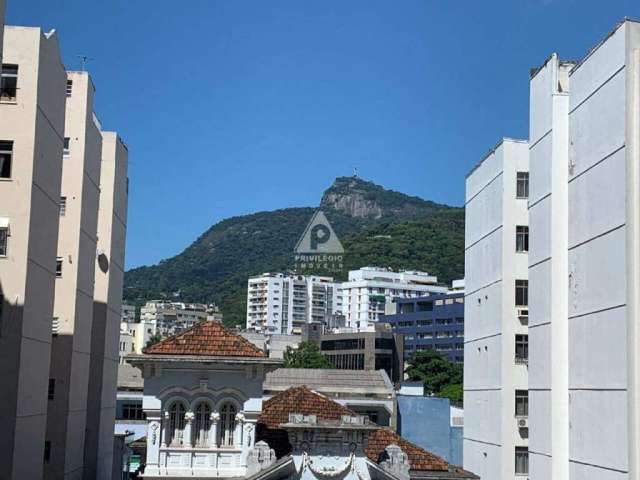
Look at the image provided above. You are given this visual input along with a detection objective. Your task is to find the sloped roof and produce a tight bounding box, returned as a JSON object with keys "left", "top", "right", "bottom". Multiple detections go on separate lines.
{"left": 142, "top": 320, "right": 265, "bottom": 357}
{"left": 258, "top": 385, "right": 357, "bottom": 428}
{"left": 366, "top": 428, "right": 448, "bottom": 471}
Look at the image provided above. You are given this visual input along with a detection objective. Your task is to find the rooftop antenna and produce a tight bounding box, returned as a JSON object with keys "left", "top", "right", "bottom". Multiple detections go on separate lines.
{"left": 76, "top": 55, "right": 93, "bottom": 72}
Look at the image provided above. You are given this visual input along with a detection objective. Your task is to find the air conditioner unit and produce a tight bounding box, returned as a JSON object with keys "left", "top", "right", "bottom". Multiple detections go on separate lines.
{"left": 517, "top": 308, "right": 529, "bottom": 319}
{"left": 517, "top": 417, "right": 528, "bottom": 429}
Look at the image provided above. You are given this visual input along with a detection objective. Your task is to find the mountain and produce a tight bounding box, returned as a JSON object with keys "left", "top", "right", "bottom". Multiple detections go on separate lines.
{"left": 124, "top": 177, "right": 465, "bottom": 327}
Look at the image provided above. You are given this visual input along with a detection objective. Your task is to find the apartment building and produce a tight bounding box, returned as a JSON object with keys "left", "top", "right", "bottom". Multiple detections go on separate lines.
{"left": 0, "top": 26, "right": 67, "bottom": 479}
{"left": 381, "top": 292, "right": 465, "bottom": 364}
{"left": 524, "top": 20, "right": 640, "bottom": 480}
{"left": 121, "top": 303, "right": 136, "bottom": 323}
{"left": 342, "top": 267, "right": 448, "bottom": 330}
{"left": 45, "top": 70, "right": 102, "bottom": 480}
{"left": 83, "top": 132, "right": 128, "bottom": 480}
{"left": 463, "top": 139, "right": 530, "bottom": 480}
{"left": 140, "top": 300, "right": 218, "bottom": 336}
{"left": 246, "top": 273, "right": 342, "bottom": 334}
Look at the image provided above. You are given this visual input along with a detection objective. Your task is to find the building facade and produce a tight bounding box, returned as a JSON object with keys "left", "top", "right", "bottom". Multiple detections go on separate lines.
{"left": 319, "top": 325, "right": 404, "bottom": 383}
{"left": 0, "top": 25, "right": 67, "bottom": 480}
{"left": 463, "top": 139, "right": 530, "bottom": 480}
{"left": 84, "top": 131, "right": 129, "bottom": 479}
{"left": 46, "top": 70, "right": 103, "bottom": 480}
{"left": 341, "top": 267, "right": 447, "bottom": 331}
{"left": 526, "top": 19, "right": 640, "bottom": 480}
{"left": 246, "top": 273, "right": 342, "bottom": 334}
{"left": 141, "top": 300, "right": 218, "bottom": 337}
{"left": 381, "top": 292, "right": 465, "bottom": 364}
{"left": 127, "top": 321, "right": 282, "bottom": 478}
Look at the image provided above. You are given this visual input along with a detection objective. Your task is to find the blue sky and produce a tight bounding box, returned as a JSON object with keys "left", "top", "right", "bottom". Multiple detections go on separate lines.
{"left": 7, "top": 0, "right": 640, "bottom": 269}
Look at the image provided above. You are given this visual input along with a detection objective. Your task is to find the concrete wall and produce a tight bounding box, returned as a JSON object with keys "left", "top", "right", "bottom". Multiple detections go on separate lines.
{"left": 46, "top": 71, "right": 102, "bottom": 480}
{"left": 84, "top": 132, "right": 128, "bottom": 480}
{"left": 464, "top": 139, "right": 529, "bottom": 480}
{"left": 0, "top": 26, "right": 66, "bottom": 480}
{"left": 397, "top": 395, "right": 462, "bottom": 466}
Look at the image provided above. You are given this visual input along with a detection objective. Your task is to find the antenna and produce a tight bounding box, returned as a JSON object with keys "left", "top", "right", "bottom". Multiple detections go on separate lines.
{"left": 353, "top": 167, "right": 359, "bottom": 178}
{"left": 76, "top": 55, "right": 93, "bottom": 72}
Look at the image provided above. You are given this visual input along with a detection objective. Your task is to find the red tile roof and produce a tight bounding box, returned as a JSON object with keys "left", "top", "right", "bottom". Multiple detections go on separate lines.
{"left": 258, "top": 386, "right": 356, "bottom": 428}
{"left": 142, "top": 320, "right": 266, "bottom": 357}
{"left": 257, "top": 386, "right": 477, "bottom": 477}
{"left": 366, "top": 428, "right": 449, "bottom": 472}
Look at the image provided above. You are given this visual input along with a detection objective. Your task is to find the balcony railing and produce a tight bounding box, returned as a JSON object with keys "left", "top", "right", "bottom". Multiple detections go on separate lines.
{"left": 515, "top": 356, "right": 528, "bottom": 366}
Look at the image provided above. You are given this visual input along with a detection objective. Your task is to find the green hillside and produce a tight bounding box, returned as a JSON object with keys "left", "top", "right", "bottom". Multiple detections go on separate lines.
{"left": 124, "top": 177, "right": 464, "bottom": 327}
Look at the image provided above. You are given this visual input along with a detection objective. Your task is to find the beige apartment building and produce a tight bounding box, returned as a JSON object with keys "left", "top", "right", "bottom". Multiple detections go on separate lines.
{"left": 45, "top": 71, "right": 103, "bottom": 480}
{"left": 84, "top": 132, "right": 129, "bottom": 480}
{"left": 0, "top": 26, "right": 68, "bottom": 479}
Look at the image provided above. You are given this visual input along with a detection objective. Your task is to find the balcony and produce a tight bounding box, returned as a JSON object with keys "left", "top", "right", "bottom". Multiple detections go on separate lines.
{"left": 152, "top": 446, "right": 244, "bottom": 478}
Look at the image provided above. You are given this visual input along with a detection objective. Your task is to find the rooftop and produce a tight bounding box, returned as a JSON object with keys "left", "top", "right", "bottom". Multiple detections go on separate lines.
{"left": 117, "top": 363, "right": 143, "bottom": 390}
{"left": 264, "top": 368, "right": 394, "bottom": 397}
{"left": 258, "top": 386, "right": 357, "bottom": 429}
{"left": 142, "top": 320, "right": 266, "bottom": 357}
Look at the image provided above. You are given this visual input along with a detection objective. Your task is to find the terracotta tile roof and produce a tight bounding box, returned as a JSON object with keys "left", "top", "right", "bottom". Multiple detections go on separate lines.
{"left": 142, "top": 320, "right": 265, "bottom": 357}
{"left": 258, "top": 385, "right": 356, "bottom": 428}
{"left": 366, "top": 428, "right": 449, "bottom": 472}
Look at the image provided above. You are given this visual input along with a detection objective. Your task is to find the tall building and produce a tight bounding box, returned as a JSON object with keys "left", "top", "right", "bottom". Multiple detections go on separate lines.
{"left": 0, "top": 26, "right": 67, "bottom": 479}
{"left": 246, "top": 273, "right": 342, "bottom": 334}
{"left": 341, "top": 267, "right": 447, "bottom": 330}
{"left": 83, "top": 132, "right": 128, "bottom": 480}
{"left": 381, "top": 292, "right": 465, "bottom": 364}
{"left": 45, "top": 70, "right": 103, "bottom": 480}
{"left": 463, "top": 139, "right": 530, "bottom": 480}
{"left": 526, "top": 20, "right": 640, "bottom": 480}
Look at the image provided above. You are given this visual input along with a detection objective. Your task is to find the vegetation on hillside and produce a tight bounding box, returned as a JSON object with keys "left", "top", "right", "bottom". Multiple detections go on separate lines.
{"left": 124, "top": 177, "right": 465, "bottom": 327}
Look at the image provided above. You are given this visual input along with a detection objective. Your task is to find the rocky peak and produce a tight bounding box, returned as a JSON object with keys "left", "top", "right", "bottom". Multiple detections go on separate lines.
{"left": 320, "top": 176, "right": 447, "bottom": 220}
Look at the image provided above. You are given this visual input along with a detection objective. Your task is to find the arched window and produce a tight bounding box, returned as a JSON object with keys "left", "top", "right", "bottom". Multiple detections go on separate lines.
{"left": 167, "top": 402, "right": 186, "bottom": 446}
{"left": 218, "top": 402, "right": 237, "bottom": 447}
{"left": 193, "top": 402, "right": 211, "bottom": 447}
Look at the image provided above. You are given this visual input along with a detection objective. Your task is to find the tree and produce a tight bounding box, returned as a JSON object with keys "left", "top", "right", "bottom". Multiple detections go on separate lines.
{"left": 405, "top": 350, "right": 463, "bottom": 398}
{"left": 283, "top": 341, "right": 333, "bottom": 369}
{"left": 437, "top": 383, "right": 463, "bottom": 403}
{"left": 145, "top": 333, "right": 163, "bottom": 349}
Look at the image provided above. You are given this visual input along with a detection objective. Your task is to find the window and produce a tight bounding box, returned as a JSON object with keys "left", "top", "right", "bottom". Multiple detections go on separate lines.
{"left": 515, "top": 334, "right": 528, "bottom": 363}
{"left": 193, "top": 402, "right": 211, "bottom": 447}
{"left": 516, "top": 226, "right": 529, "bottom": 252}
{"left": 0, "top": 227, "right": 7, "bottom": 256}
{"left": 122, "top": 402, "right": 144, "bottom": 420}
{"left": 515, "top": 390, "right": 528, "bottom": 417}
{"left": 515, "top": 447, "right": 529, "bottom": 475}
{"left": 43, "top": 441, "right": 51, "bottom": 464}
{"left": 0, "top": 141, "right": 13, "bottom": 179}
{"left": 1, "top": 64, "right": 18, "bottom": 102}
{"left": 59, "top": 197, "right": 67, "bottom": 216}
{"left": 66, "top": 79, "right": 73, "bottom": 96}
{"left": 63, "top": 137, "right": 70, "bottom": 156}
{"left": 516, "top": 172, "right": 529, "bottom": 198}
{"left": 515, "top": 280, "right": 528, "bottom": 306}
{"left": 417, "top": 301, "right": 433, "bottom": 312}
{"left": 168, "top": 402, "right": 186, "bottom": 446}
{"left": 56, "top": 257, "right": 63, "bottom": 278}
{"left": 48, "top": 378, "right": 55, "bottom": 400}
{"left": 218, "top": 402, "right": 237, "bottom": 447}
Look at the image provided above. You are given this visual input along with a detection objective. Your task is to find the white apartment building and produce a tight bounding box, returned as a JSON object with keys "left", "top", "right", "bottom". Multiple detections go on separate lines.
{"left": 0, "top": 25, "right": 67, "bottom": 480}
{"left": 246, "top": 273, "right": 342, "bottom": 334}
{"left": 342, "top": 267, "right": 447, "bottom": 330}
{"left": 463, "top": 139, "right": 530, "bottom": 480}
{"left": 526, "top": 20, "right": 640, "bottom": 480}
{"left": 121, "top": 303, "right": 136, "bottom": 323}
{"left": 140, "top": 300, "right": 218, "bottom": 337}
{"left": 46, "top": 70, "right": 103, "bottom": 480}
{"left": 121, "top": 320, "right": 155, "bottom": 354}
